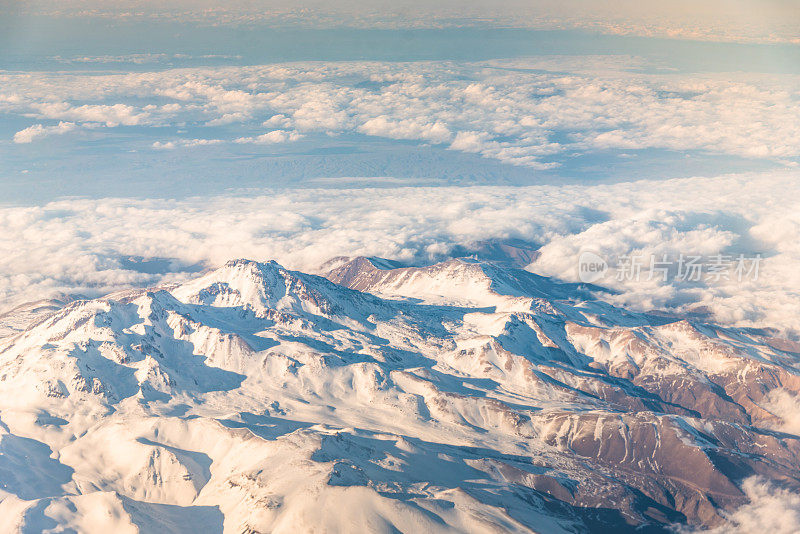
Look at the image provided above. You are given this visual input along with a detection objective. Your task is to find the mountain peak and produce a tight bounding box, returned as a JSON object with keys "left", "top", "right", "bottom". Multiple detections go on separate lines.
{"left": 172, "top": 258, "right": 367, "bottom": 319}
{"left": 325, "top": 255, "right": 572, "bottom": 308}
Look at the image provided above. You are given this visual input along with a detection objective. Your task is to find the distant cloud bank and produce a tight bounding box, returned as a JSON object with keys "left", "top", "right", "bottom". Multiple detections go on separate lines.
{"left": 3, "top": 1, "right": 798, "bottom": 44}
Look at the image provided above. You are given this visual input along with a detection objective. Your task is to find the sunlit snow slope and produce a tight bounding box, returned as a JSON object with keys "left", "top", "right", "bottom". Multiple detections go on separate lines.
{"left": 1, "top": 257, "right": 799, "bottom": 533}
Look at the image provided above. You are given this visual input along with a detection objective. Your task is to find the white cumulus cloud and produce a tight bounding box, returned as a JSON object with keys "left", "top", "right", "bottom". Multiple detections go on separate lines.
{"left": 12, "top": 121, "right": 76, "bottom": 144}
{"left": 688, "top": 477, "right": 800, "bottom": 534}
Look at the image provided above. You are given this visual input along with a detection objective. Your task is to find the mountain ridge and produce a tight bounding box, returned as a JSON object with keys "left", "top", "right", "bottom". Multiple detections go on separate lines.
{"left": 1, "top": 257, "right": 799, "bottom": 533}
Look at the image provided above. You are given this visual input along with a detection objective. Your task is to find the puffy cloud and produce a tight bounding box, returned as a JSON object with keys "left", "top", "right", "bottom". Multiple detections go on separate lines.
{"left": 0, "top": 170, "right": 799, "bottom": 337}
{"left": 759, "top": 389, "right": 800, "bottom": 435}
{"left": 449, "top": 131, "right": 490, "bottom": 152}
{"left": 152, "top": 138, "right": 224, "bottom": 149}
{"left": 527, "top": 171, "right": 800, "bottom": 331}
{"left": 30, "top": 102, "right": 149, "bottom": 127}
{"left": 358, "top": 117, "right": 452, "bottom": 144}
{"left": 689, "top": 477, "right": 800, "bottom": 534}
{"left": 234, "top": 130, "right": 303, "bottom": 144}
{"left": 12, "top": 121, "right": 76, "bottom": 143}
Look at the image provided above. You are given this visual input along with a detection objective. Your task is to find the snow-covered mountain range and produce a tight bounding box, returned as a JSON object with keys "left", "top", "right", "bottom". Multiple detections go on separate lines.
{"left": 1, "top": 256, "right": 799, "bottom": 533}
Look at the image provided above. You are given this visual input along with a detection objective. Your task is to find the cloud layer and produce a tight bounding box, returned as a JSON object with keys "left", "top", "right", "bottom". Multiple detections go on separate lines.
{"left": 1, "top": 170, "right": 798, "bottom": 336}
{"left": 2, "top": 58, "right": 799, "bottom": 171}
